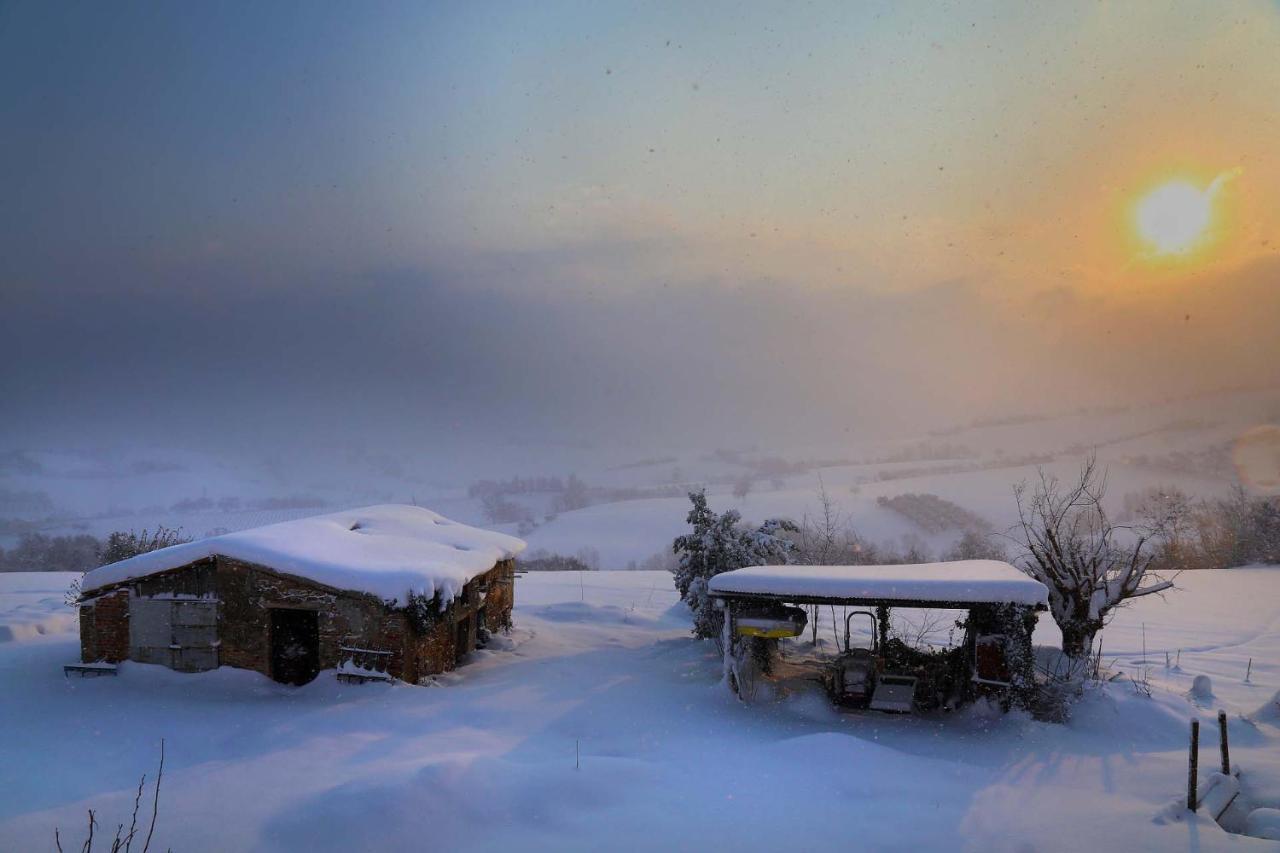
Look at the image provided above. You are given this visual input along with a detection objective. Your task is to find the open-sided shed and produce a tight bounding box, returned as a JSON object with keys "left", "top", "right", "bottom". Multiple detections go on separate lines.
{"left": 709, "top": 560, "right": 1049, "bottom": 711}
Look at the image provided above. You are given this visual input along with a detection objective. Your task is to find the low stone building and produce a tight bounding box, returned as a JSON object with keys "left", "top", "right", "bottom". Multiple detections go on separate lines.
{"left": 76, "top": 505, "right": 525, "bottom": 685}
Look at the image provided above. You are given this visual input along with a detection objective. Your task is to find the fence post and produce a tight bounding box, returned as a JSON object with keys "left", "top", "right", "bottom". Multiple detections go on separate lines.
{"left": 1218, "top": 710, "right": 1230, "bottom": 775}
{"left": 1187, "top": 719, "right": 1199, "bottom": 811}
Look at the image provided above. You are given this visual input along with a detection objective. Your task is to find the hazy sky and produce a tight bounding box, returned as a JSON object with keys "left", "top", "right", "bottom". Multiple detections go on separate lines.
{"left": 3, "top": 1, "right": 1278, "bottom": 458}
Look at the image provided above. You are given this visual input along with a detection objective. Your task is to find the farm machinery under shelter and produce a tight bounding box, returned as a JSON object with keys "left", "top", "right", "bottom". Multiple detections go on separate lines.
{"left": 708, "top": 561, "right": 1049, "bottom": 713}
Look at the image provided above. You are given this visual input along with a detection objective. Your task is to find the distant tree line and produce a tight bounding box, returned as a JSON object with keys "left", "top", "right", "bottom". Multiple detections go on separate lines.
{"left": 0, "top": 533, "right": 101, "bottom": 573}
{"left": 476, "top": 473, "right": 685, "bottom": 527}
{"left": 468, "top": 476, "right": 570, "bottom": 499}
{"left": 0, "top": 527, "right": 188, "bottom": 573}
{"left": 167, "top": 494, "right": 327, "bottom": 513}
{"left": 1141, "top": 484, "right": 1280, "bottom": 572}
{"left": 518, "top": 547, "right": 602, "bottom": 572}
{"left": 876, "top": 492, "right": 992, "bottom": 535}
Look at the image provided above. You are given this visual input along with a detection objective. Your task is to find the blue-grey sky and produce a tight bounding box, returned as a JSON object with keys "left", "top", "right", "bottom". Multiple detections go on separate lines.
{"left": 3, "top": 1, "right": 1278, "bottom": 458}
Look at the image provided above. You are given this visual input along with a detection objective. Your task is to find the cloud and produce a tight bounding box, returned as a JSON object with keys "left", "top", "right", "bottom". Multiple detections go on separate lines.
{"left": 5, "top": 237, "right": 1276, "bottom": 463}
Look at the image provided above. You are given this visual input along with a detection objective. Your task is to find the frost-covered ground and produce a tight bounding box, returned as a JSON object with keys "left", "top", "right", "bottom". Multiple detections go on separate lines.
{"left": 1, "top": 568, "right": 1278, "bottom": 851}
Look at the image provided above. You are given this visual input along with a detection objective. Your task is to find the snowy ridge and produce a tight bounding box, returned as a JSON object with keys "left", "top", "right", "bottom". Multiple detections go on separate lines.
{"left": 709, "top": 560, "right": 1049, "bottom": 606}
{"left": 79, "top": 505, "right": 525, "bottom": 606}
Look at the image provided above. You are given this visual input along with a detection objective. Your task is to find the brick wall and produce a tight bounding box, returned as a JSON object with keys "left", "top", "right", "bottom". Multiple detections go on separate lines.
{"left": 79, "top": 588, "right": 129, "bottom": 663}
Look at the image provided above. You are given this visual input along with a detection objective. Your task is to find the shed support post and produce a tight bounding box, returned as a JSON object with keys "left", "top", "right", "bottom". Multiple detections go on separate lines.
{"left": 1188, "top": 719, "right": 1200, "bottom": 812}
{"left": 876, "top": 605, "right": 890, "bottom": 652}
{"left": 720, "top": 601, "right": 739, "bottom": 697}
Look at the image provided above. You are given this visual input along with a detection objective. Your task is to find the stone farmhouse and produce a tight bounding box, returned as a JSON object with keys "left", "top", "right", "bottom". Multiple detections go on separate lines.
{"left": 75, "top": 505, "right": 525, "bottom": 685}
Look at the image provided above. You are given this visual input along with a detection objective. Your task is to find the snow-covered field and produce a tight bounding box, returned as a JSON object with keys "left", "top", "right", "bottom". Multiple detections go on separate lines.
{"left": 5, "top": 389, "right": 1274, "bottom": 571}
{"left": 1, "top": 568, "right": 1277, "bottom": 851}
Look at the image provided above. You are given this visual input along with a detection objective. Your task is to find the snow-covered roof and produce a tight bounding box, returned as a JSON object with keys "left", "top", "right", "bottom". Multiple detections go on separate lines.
{"left": 708, "top": 561, "right": 1048, "bottom": 607}
{"left": 80, "top": 505, "right": 526, "bottom": 606}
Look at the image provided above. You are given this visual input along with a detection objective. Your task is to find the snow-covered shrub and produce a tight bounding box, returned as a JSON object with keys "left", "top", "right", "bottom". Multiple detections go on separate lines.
{"left": 1190, "top": 674, "right": 1214, "bottom": 700}
{"left": 406, "top": 591, "right": 444, "bottom": 634}
{"left": 68, "top": 526, "right": 193, "bottom": 606}
{"left": 99, "top": 526, "right": 189, "bottom": 565}
{"left": 1012, "top": 456, "right": 1174, "bottom": 660}
{"left": 672, "top": 490, "right": 796, "bottom": 639}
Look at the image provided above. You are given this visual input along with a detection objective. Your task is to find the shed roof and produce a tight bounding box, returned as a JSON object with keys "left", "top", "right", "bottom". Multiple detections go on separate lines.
{"left": 708, "top": 560, "right": 1048, "bottom": 609}
{"left": 80, "top": 505, "right": 526, "bottom": 607}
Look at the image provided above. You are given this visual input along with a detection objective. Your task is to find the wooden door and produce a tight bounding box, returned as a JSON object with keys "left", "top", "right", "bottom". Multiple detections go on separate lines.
{"left": 270, "top": 609, "right": 319, "bottom": 685}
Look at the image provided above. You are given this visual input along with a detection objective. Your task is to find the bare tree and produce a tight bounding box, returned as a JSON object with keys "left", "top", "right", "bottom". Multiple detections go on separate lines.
{"left": 890, "top": 608, "right": 954, "bottom": 650}
{"left": 1012, "top": 456, "right": 1175, "bottom": 660}
{"left": 795, "top": 478, "right": 844, "bottom": 643}
{"left": 796, "top": 477, "right": 843, "bottom": 565}
{"left": 944, "top": 529, "right": 1007, "bottom": 562}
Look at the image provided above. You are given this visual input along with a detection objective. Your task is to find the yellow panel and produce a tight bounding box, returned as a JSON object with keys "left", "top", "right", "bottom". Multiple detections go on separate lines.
{"left": 736, "top": 625, "right": 803, "bottom": 639}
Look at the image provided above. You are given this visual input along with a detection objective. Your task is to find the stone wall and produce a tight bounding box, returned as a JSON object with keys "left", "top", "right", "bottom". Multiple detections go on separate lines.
{"left": 482, "top": 559, "right": 517, "bottom": 631}
{"left": 79, "top": 555, "right": 518, "bottom": 684}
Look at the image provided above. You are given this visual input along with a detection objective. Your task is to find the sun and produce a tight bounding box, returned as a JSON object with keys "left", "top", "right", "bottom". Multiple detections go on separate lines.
{"left": 1130, "top": 169, "right": 1239, "bottom": 260}
{"left": 1134, "top": 180, "right": 1213, "bottom": 255}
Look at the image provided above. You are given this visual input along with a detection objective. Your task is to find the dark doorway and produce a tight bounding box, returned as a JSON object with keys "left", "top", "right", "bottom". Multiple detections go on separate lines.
{"left": 270, "top": 608, "right": 319, "bottom": 685}
{"left": 454, "top": 615, "right": 471, "bottom": 666}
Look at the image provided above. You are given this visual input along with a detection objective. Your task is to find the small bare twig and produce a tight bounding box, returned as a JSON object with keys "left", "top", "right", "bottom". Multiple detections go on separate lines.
{"left": 81, "top": 809, "right": 95, "bottom": 853}
{"left": 123, "top": 770, "right": 146, "bottom": 852}
{"left": 141, "top": 739, "right": 164, "bottom": 853}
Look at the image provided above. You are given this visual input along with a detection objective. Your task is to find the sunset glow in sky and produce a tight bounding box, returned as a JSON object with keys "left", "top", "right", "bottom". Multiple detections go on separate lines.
{"left": 2, "top": 1, "right": 1279, "bottom": 450}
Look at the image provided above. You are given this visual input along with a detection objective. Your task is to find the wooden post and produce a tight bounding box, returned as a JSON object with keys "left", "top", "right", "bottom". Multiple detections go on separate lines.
{"left": 1188, "top": 719, "right": 1200, "bottom": 811}
{"left": 1218, "top": 711, "right": 1230, "bottom": 775}
{"left": 1245, "top": 658, "right": 1252, "bottom": 683}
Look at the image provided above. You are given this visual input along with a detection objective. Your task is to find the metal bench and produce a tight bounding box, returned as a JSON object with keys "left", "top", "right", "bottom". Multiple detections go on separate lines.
{"left": 336, "top": 646, "right": 394, "bottom": 684}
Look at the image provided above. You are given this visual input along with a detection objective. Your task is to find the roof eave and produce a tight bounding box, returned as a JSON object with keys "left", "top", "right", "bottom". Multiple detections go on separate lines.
{"left": 711, "top": 588, "right": 1048, "bottom": 611}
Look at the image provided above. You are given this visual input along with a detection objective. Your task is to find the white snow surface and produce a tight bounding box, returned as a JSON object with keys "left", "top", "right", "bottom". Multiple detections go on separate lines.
{"left": 709, "top": 560, "right": 1049, "bottom": 606}
{"left": 79, "top": 505, "right": 525, "bottom": 606}
{"left": 3, "top": 567, "right": 1279, "bottom": 851}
